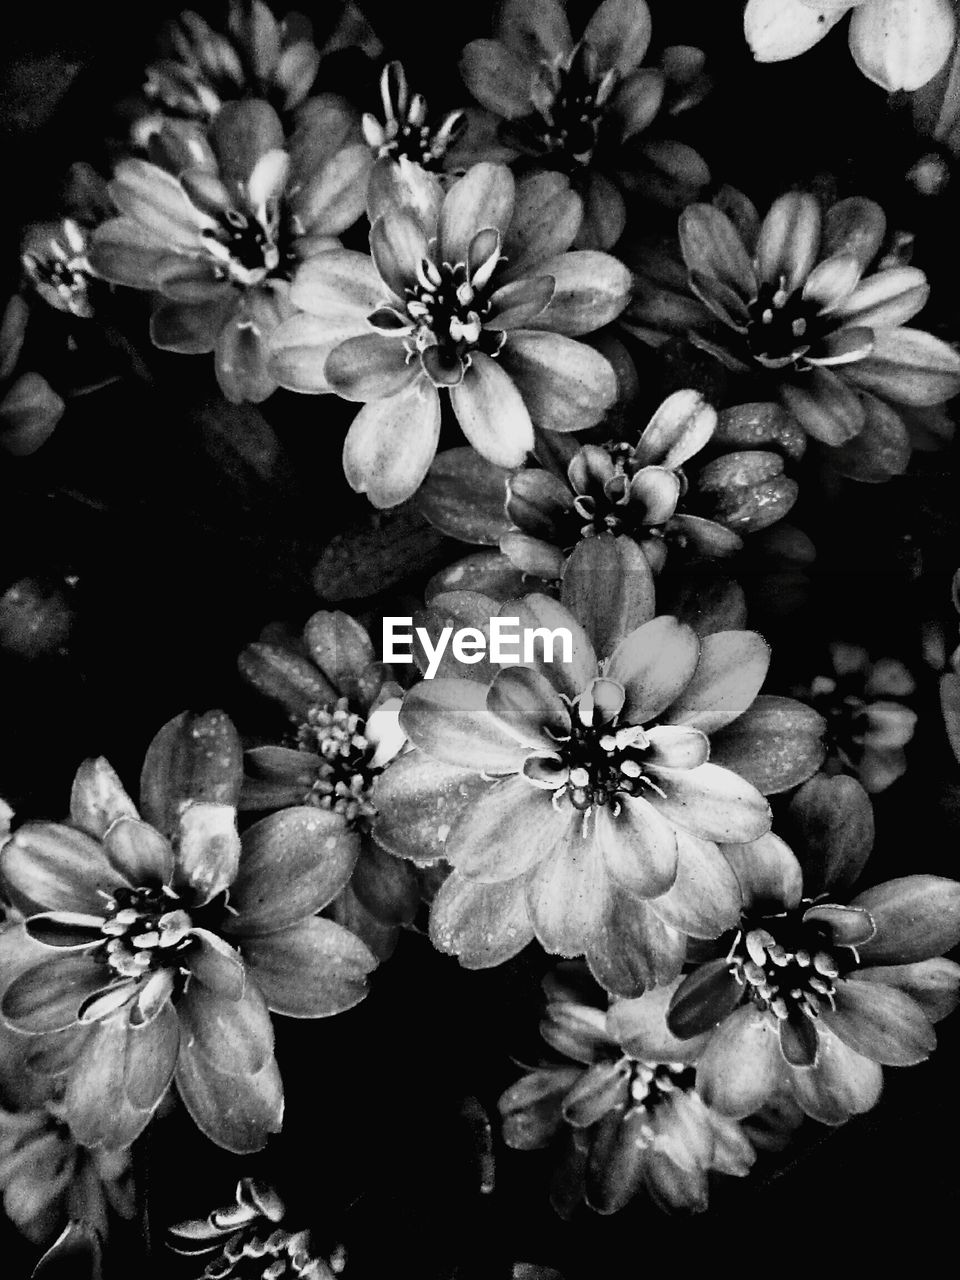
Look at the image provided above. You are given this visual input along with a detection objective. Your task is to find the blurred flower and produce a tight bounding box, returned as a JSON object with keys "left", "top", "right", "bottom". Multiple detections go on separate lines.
{"left": 795, "top": 642, "right": 917, "bottom": 792}
{"left": 745, "top": 0, "right": 956, "bottom": 91}
{"left": 136, "top": 0, "right": 379, "bottom": 139}
{"left": 90, "top": 98, "right": 372, "bottom": 402}
{"left": 374, "top": 536, "right": 825, "bottom": 993}
{"left": 500, "top": 967, "right": 793, "bottom": 1214}
{"left": 625, "top": 189, "right": 960, "bottom": 477}
{"left": 0, "top": 997, "right": 134, "bottom": 1248}
{"left": 667, "top": 774, "right": 960, "bottom": 1123}
{"left": 0, "top": 578, "right": 76, "bottom": 662}
{"left": 0, "top": 295, "right": 65, "bottom": 456}
{"left": 168, "top": 1177, "right": 339, "bottom": 1279}
{"left": 458, "top": 0, "right": 711, "bottom": 247}
{"left": 0, "top": 711, "right": 376, "bottom": 1154}
{"left": 362, "top": 62, "right": 467, "bottom": 170}
{"left": 272, "top": 160, "right": 630, "bottom": 507}
{"left": 912, "top": 3, "right": 960, "bottom": 152}
{"left": 238, "top": 610, "right": 418, "bottom": 958}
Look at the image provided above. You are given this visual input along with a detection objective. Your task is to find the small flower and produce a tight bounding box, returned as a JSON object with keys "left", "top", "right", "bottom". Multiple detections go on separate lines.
{"left": 271, "top": 160, "right": 631, "bottom": 507}
{"left": 374, "top": 536, "right": 825, "bottom": 994}
{"left": 90, "top": 98, "right": 372, "bottom": 402}
{"left": 627, "top": 189, "right": 960, "bottom": 474}
{"left": 238, "top": 610, "right": 417, "bottom": 958}
{"left": 745, "top": 0, "right": 956, "bottom": 91}
{"left": 21, "top": 220, "right": 95, "bottom": 320}
{"left": 0, "top": 712, "right": 376, "bottom": 1154}
{"left": 499, "top": 967, "right": 793, "bottom": 1214}
{"left": 362, "top": 62, "right": 467, "bottom": 170}
{"left": 0, "top": 295, "right": 65, "bottom": 456}
{"left": 667, "top": 774, "right": 960, "bottom": 1124}
{"left": 796, "top": 642, "right": 917, "bottom": 792}
{"left": 168, "top": 1177, "right": 339, "bottom": 1279}
{"left": 458, "top": 0, "right": 711, "bottom": 247}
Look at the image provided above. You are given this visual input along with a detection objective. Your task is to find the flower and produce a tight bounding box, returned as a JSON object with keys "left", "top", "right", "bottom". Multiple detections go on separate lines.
{"left": 0, "top": 711, "right": 377, "bottom": 1154}
{"left": 168, "top": 1177, "right": 339, "bottom": 1279}
{"left": 362, "top": 62, "right": 467, "bottom": 171}
{"left": 745, "top": 0, "right": 956, "bottom": 91}
{"left": 238, "top": 610, "right": 417, "bottom": 959}
{"left": 499, "top": 966, "right": 795, "bottom": 1214}
{"left": 667, "top": 774, "right": 960, "bottom": 1123}
{"left": 21, "top": 220, "right": 95, "bottom": 320}
{"left": 271, "top": 160, "right": 630, "bottom": 507}
{"left": 457, "top": 0, "right": 711, "bottom": 248}
{"left": 373, "top": 536, "right": 825, "bottom": 993}
{"left": 90, "top": 98, "right": 372, "bottom": 402}
{"left": 0, "top": 295, "right": 65, "bottom": 456}
{"left": 796, "top": 642, "right": 917, "bottom": 792}
{"left": 136, "top": 0, "right": 378, "bottom": 138}
{"left": 626, "top": 189, "right": 960, "bottom": 473}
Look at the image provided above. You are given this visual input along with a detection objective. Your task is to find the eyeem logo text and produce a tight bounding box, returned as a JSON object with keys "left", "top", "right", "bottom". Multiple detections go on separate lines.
{"left": 383, "top": 617, "right": 573, "bottom": 679}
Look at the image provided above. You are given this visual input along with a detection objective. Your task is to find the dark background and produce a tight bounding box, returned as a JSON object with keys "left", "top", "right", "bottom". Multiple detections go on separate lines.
{"left": 2, "top": 1, "right": 960, "bottom": 1273}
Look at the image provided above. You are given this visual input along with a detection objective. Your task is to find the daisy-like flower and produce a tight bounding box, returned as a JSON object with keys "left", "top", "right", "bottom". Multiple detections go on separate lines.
{"left": 168, "top": 1177, "right": 338, "bottom": 1279}
{"left": 137, "top": 0, "right": 377, "bottom": 138}
{"left": 626, "top": 189, "right": 960, "bottom": 471}
{"left": 667, "top": 774, "right": 960, "bottom": 1124}
{"left": 271, "top": 160, "right": 631, "bottom": 508}
{"left": 0, "top": 711, "right": 376, "bottom": 1155}
{"left": 90, "top": 98, "right": 372, "bottom": 403}
{"left": 0, "top": 295, "right": 65, "bottom": 457}
{"left": 238, "top": 610, "right": 417, "bottom": 959}
{"left": 796, "top": 642, "right": 917, "bottom": 792}
{"left": 21, "top": 220, "right": 95, "bottom": 321}
{"left": 458, "top": 0, "right": 711, "bottom": 248}
{"left": 500, "top": 967, "right": 796, "bottom": 1214}
{"left": 373, "top": 536, "right": 825, "bottom": 994}
{"left": 362, "top": 62, "right": 467, "bottom": 171}
{"left": 745, "top": 0, "right": 956, "bottom": 91}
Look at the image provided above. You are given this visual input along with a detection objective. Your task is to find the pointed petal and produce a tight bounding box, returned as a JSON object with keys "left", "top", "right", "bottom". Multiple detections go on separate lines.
{"left": 678, "top": 203, "right": 755, "bottom": 300}
{"left": 833, "top": 266, "right": 930, "bottom": 327}
{"left": 69, "top": 759, "right": 139, "bottom": 840}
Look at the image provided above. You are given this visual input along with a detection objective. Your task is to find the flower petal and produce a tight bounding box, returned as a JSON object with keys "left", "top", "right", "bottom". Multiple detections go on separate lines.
{"left": 1, "top": 953, "right": 108, "bottom": 1033}
{"left": 561, "top": 534, "right": 656, "bottom": 661}
{"left": 372, "top": 750, "right": 491, "bottom": 865}
{"left": 606, "top": 616, "right": 701, "bottom": 725}
{"left": 647, "top": 828, "right": 743, "bottom": 937}
{"left": 643, "top": 725, "right": 710, "bottom": 769}
{"left": 667, "top": 958, "right": 745, "bottom": 1039}
{"left": 678, "top": 203, "right": 755, "bottom": 301}
{"left": 500, "top": 330, "right": 618, "bottom": 432}
{"left": 140, "top": 711, "right": 243, "bottom": 840}
{"left": 501, "top": 172, "right": 582, "bottom": 280}
{"left": 369, "top": 211, "right": 429, "bottom": 298}
{"left": 460, "top": 40, "right": 536, "bottom": 120}
{"left": 102, "top": 818, "right": 174, "bottom": 887}
{"left": 451, "top": 352, "right": 534, "bottom": 467}
{"left": 486, "top": 665, "right": 571, "bottom": 748}
{"left": 595, "top": 796, "right": 678, "bottom": 899}
{"left": 696, "top": 1004, "right": 781, "bottom": 1117}
{"left": 849, "top": 0, "right": 956, "bottom": 91}
{"left": 69, "top": 758, "right": 139, "bottom": 840}
{"left": 852, "top": 958, "right": 960, "bottom": 1024}
{"left": 841, "top": 326, "right": 960, "bottom": 406}
{"left": 526, "top": 832, "right": 607, "bottom": 956}
{"left": 779, "top": 367, "right": 866, "bottom": 444}
{"left": 820, "top": 979, "right": 935, "bottom": 1065}
{"left": 788, "top": 1025, "right": 882, "bottom": 1125}
{"left": 503, "top": 593, "right": 598, "bottom": 699}
{"left": 439, "top": 163, "right": 515, "bottom": 266}
{"left": 744, "top": 0, "right": 846, "bottom": 62}
{"left": 524, "top": 251, "right": 632, "bottom": 336}
{"left": 227, "top": 808, "right": 360, "bottom": 935}
{"left": 709, "top": 695, "right": 826, "bottom": 794}
{"left": 833, "top": 266, "right": 930, "bottom": 327}
{"left": 400, "top": 679, "right": 530, "bottom": 772}
{"left": 756, "top": 192, "right": 821, "bottom": 292}
{"left": 586, "top": 885, "right": 686, "bottom": 996}
{"left": 584, "top": 0, "right": 653, "bottom": 74}
{"left": 429, "top": 870, "right": 535, "bottom": 968}
{"left": 0, "top": 823, "right": 124, "bottom": 916}
{"left": 63, "top": 1016, "right": 154, "bottom": 1150}
{"left": 723, "top": 832, "right": 803, "bottom": 912}
{"left": 174, "top": 1038, "right": 283, "bottom": 1154}
{"left": 177, "top": 979, "right": 273, "bottom": 1077}
{"left": 646, "top": 763, "right": 771, "bottom": 842}
{"left": 783, "top": 773, "right": 874, "bottom": 895}
{"left": 632, "top": 389, "right": 716, "bottom": 468}
{"left": 851, "top": 875, "right": 960, "bottom": 963}
{"left": 342, "top": 379, "right": 441, "bottom": 509}
{"left": 661, "top": 630, "right": 770, "bottom": 734}
{"left": 325, "top": 333, "right": 418, "bottom": 402}
{"left": 447, "top": 776, "right": 577, "bottom": 882}
{"left": 242, "top": 917, "right": 376, "bottom": 1016}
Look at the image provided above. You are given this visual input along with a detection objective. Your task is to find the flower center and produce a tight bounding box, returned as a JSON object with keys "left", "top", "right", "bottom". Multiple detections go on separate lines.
{"left": 552, "top": 711, "right": 663, "bottom": 813}
{"left": 297, "top": 697, "right": 378, "bottom": 826}
{"left": 201, "top": 207, "right": 289, "bottom": 287}
{"left": 529, "top": 45, "right": 615, "bottom": 169}
{"left": 99, "top": 885, "right": 193, "bottom": 979}
{"left": 729, "top": 906, "right": 851, "bottom": 1024}
{"left": 403, "top": 255, "right": 506, "bottom": 379}
{"left": 746, "top": 277, "right": 827, "bottom": 368}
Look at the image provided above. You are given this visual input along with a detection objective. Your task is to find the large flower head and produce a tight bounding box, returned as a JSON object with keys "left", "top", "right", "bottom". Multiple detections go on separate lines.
{"left": 626, "top": 190, "right": 960, "bottom": 475}
{"left": 745, "top": 0, "right": 956, "bottom": 91}
{"left": 666, "top": 774, "right": 960, "bottom": 1124}
{"left": 90, "top": 97, "right": 372, "bottom": 402}
{"left": 238, "top": 609, "right": 417, "bottom": 958}
{"left": 271, "top": 161, "right": 631, "bottom": 507}
{"left": 362, "top": 61, "right": 467, "bottom": 172}
{"left": 373, "top": 537, "right": 825, "bottom": 994}
{"left": 458, "top": 0, "right": 711, "bottom": 247}
{"left": 0, "top": 711, "right": 376, "bottom": 1154}
{"left": 500, "top": 967, "right": 796, "bottom": 1214}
